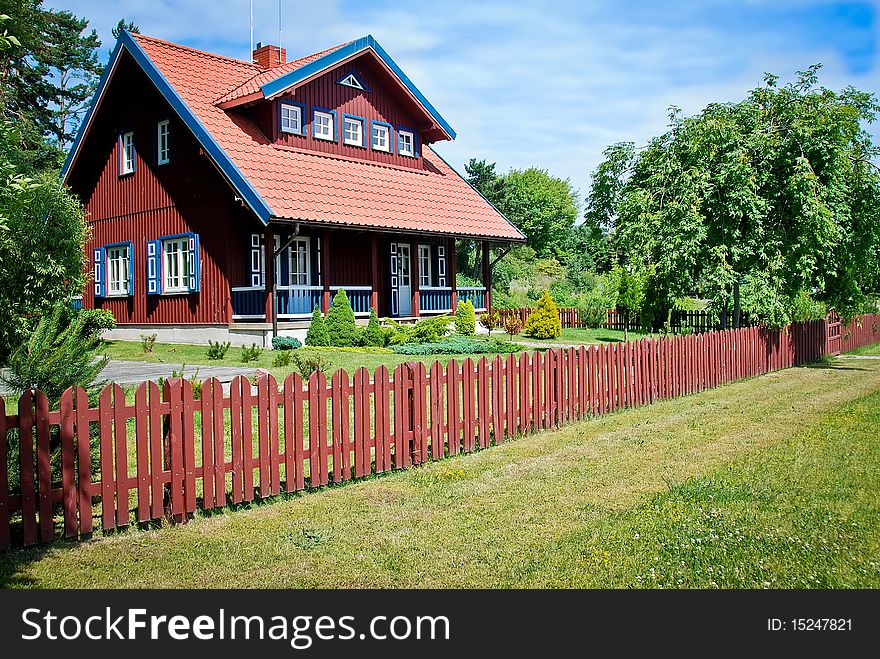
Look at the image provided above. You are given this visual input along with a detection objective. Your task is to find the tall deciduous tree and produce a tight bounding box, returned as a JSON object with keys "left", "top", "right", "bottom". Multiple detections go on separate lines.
{"left": 586, "top": 66, "right": 880, "bottom": 327}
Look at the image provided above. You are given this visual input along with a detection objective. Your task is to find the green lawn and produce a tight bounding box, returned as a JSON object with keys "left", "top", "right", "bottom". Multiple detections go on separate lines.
{"left": 845, "top": 343, "right": 880, "bottom": 356}
{"left": 521, "top": 327, "right": 653, "bottom": 345}
{"left": 3, "top": 356, "right": 879, "bottom": 588}
{"left": 101, "top": 340, "right": 530, "bottom": 380}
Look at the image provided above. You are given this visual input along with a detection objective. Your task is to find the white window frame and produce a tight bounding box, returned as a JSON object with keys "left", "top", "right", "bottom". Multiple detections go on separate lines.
{"left": 372, "top": 123, "right": 390, "bottom": 152}
{"left": 313, "top": 110, "right": 334, "bottom": 141}
{"left": 157, "top": 120, "right": 170, "bottom": 165}
{"left": 287, "top": 237, "right": 311, "bottom": 286}
{"left": 120, "top": 131, "right": 135, "bottom": 174}
{"left": 418, "top": 245, "right": 432, "bottom": 288}
{"left": 398, "top": 130, "right": 415, "bottom": 157}
{"left": 280, "top": 103, "right": 303, "bottom": 135}
{"left": 106, "top": 245, "right": 131, "bottom": 296}
{"left": 163, "top": 237, "right": 191, "bottom": 294}
{"left": 343, "top": 116, "right": 364, "bottom": 147}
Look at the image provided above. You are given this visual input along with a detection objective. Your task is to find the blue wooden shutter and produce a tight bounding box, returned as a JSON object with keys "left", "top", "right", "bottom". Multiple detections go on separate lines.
{"left": 390, "top": 242, "right": 399, "bottom": 316}
{"left": 437, "top": 244, "right": 446, "bottom": 287}
{"left": 188, "top": 233, "right": 201, "bottom": 292}
{"left": 250, "top": 233, "right": 263, "bottom": 287}
{"left": 146, "top": 240, "right": 161, "bottom": 295}
{"left": 125, "top": 241, "right": 135, "bottom": 296}
{"left": 93, "top": 247, "right": 106, "bottom": 298}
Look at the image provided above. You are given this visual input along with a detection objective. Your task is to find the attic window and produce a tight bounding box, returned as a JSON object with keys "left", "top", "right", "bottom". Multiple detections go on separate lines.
{"left": 337, "top": 72, "right": 368, "bottom": 91}
{"left": 313, "top": 108, "right": 335, "bottom": 142}
{"left": 343, "top": 115, "right": 365, "bottom": 147}
{"left": 280, "top": 101, "right": 305, "bottom": 136}
{"left": 398, "top": 129, "right": 416, "bottom": 158}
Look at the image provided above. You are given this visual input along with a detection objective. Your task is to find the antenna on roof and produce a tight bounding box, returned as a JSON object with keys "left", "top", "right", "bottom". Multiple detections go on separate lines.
{"left": 249, "top": 0, "right": 254, "bottom": 62}
{"left": 279, "top": 0, "right": 283, "bottom": 51}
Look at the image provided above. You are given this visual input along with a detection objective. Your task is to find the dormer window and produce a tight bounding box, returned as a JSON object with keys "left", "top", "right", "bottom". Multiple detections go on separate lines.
{"left": 398, "top": 129, "right": 416, "bottom": 158}
{"left": 280, "top": 101, "right": 305, "bottom": 136}
{"left": 119, "top": 130, "right": 135, "bottom": 175}
{"left": 313, "top": 108, "right": 336, "bottom": 142}
{"left": 372, "top": 121, "right": 391, "bottom": 152}
{"left": 343, "top": 115, "right": 365, "bottom": 147}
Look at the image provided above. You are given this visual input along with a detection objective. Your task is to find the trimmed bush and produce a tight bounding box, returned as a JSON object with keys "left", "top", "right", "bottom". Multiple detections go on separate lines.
{"left": 326, "top": 288, "right": 358, "bottom": 347}
{"left": 455, "top": 299, "right": 476, "bottom": 336}
{"left": 272, "top": 336, "right": 302, "bottom": 350}
{"left": 576, "top": 302, "right": 607, "bottom": 329}
{"left": 479, "top": 310, "right": 501, "bottom": 336}
{"left": 523, "top": 290, "right": 562, "bottom": 339}
{"left": 305, "top": 305, "right": 330, "bottom": 347}
{"left": 392, "top": 337, "right": 519, "bottom": 355}
{"left": 361, "top": 308, "right": 384, "bottom": 347}
{"left": 240, "top": 343, "right": 263, "bottom": 363}
{"left": 387, "top": 315, "right": 454, "bottom": 345}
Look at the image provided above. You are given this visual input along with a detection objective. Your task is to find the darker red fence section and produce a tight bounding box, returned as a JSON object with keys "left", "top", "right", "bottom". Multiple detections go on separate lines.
{"left": 1, "top": 314, "right": 879, "bottom": 551}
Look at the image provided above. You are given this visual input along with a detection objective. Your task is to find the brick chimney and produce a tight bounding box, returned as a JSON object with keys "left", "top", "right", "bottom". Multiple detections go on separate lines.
{"left": 253, "top": 42, "right": 286, "bottom": 69}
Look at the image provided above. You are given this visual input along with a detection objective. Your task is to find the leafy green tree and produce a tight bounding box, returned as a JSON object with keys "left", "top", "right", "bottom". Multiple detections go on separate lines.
{"left": 499, "top": 168, "right": 579, "bottom": 260}
{"left": 0, "top": 119, "right": 88, "bottom": 361}
{"left": 0, "top": 0, "right": 102, "bottom": 165}
{"left": 611, "top": 266, "right": 646, "bottom": 341}
{"left": 305, "top": 305, "right": 330, "bottom": 347}
{"left": 325, "top": 289, "right": 358, "bottom": 346}
{"left": 586, "top": 66, "right": 880, "bottom": 327}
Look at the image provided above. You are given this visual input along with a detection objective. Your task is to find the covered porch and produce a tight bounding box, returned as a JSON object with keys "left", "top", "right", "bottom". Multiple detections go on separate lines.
{"left": 229, "top": 226, "right": 490, "bottom": 323}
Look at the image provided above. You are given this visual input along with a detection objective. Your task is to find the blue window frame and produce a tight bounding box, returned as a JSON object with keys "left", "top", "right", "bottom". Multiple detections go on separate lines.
{"left": 279, "top": 100, "right": 307, "bottom": 136}
{"left": 371, "top": 120, "right": 393, "bottom": 153}
{"left": 312, "top": 106, "right": 337, "bottom": 143}
{"left": 118, "top": 129, "right": 135, "bottom": 175}
{"left": 397, "top": 126, "right": 418, "bottom": 158}
{"left": 342, "top": 113, "right": 366, "bottom": 148}
{"left": 157, "top": 232, "right": 201, "bottom": 294}
{"left": 103, "top": 241, "right": 135, "bottom": 297}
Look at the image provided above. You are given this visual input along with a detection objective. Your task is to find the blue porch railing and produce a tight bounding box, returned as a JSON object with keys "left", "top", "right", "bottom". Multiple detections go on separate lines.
{"left": 457, "top": 286, "right": 487, "bottom": 311}
{"left": 71, "top": 296, "right": 83, "bottom": 311}
{"left": 276, "top": 286, "right": 323, "bottom": 318}
{"left": 231, "top": 285, "right": 373, "bottom": 320}
{"left": 332, "top": 286, "right": 372, "bottom": 316}
{"left": 231, "top": 286, "right": 266, "bottom": 319}
{"left": 420, "top": 287, "right": 453, "bottom": 314}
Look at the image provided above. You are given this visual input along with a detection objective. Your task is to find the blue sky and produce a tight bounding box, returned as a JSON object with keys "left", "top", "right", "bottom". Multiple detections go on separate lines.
{"left": 58, "top": 0, "right": 879, "bottom": 202}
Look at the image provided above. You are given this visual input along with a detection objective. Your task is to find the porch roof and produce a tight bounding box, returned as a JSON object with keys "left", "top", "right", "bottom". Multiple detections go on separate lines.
{"left": 66, "top": 32, "right": 525, "bottom": 242}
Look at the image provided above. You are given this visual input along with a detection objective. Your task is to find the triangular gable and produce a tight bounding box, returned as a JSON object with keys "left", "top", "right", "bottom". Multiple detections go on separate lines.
{"left": 337, "top": 71, "right": 369, "bottom": 92}
{"left": 61, "top": 30, "right": 273, "bottom": 225}
{"left": 260, "top": 35, "right": 456, "bottom": 141}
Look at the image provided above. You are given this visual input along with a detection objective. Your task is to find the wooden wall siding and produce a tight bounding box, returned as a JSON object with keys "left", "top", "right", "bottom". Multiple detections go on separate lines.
{"left": 68, "top": 52, "right": 262, "bottom": 325}
{"left": 5, "top": 316, "right": 879, "bottom": 551}
{"left": 327, "top": 231, "right": 373, "bottom": 286}
{"left": 268, "top": 54, "right": 430, "bottom": 169}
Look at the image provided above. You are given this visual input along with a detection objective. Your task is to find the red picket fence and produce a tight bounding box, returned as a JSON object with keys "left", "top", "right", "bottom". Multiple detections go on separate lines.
{"left": 496, "top": 307, "right": 725, "bottom": 332}
{"left": 1, "top": 316, "right": 878, "bottom": 551}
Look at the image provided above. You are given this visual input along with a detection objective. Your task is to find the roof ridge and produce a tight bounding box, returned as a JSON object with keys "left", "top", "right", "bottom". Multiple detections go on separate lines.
{"left": 132, "top": 33, "right": 259, "bottom": 71}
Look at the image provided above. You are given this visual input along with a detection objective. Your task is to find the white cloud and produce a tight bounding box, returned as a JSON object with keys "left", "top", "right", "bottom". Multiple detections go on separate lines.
{"left": 57, "top": 0, "right": 880, "bottom": 201}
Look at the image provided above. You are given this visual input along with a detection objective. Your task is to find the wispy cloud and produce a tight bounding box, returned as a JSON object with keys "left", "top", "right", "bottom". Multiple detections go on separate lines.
{"left": 57, "top": 0, "right": 879, "bottom": 200}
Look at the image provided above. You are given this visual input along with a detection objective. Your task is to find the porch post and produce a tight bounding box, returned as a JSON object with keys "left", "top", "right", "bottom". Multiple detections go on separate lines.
{"left": 370, "top": 235, "right": 379, "bottom": 313}
{"left": 449, "top": 238, "right": 458, "bottom": 311}
{"left": 264, "top": 226, "right": 275, "bottom": 326}
{"left": 321, "top": 230, "right": 331, "bottom": 314}
{"left": 482, "top": 240, "right": 491, "bottom": 312}
{"left": 411, "top": 239, "right": 420, "bottom": 317}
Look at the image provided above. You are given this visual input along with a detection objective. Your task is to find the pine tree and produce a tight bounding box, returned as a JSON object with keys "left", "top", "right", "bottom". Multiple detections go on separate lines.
{"left": 305, "top": 305, "right": 330, "bottom": 347}
{"left": 362, "top": 308, "right": 384, "bottom": 347}
{"left": 325, "top": 288, "right": 358, "bottom": 347}
{"left": 523, "top": 290, "right": 562, "bottom": 339}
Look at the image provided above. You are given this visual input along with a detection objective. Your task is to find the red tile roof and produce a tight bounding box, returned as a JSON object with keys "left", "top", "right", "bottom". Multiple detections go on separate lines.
{"left": 215, "top": 42, "right": 352, "bottom": 105}
{"left": 133, "top": 34, "right": 524, "bottom": 240}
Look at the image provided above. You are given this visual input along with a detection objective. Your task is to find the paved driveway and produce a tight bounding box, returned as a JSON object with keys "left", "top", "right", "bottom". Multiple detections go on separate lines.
{"left": 1, "top": 359, "right": 258, "bottom": 394}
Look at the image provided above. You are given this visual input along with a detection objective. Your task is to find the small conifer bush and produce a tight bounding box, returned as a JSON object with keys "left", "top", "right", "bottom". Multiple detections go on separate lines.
{"left": 305, "top": 305, "right": 330, "bottom": 347}
{"left": 326, "top": 288, "right": 358, "bottom": 347}
{"left": 362, "top": 308, "right": 385, "bottom": 347}
{"left": 523, "top": 290, "right": 562, "bottom": 339}
{"left": 455, "top": 299, "right": 476, "bottom": 336}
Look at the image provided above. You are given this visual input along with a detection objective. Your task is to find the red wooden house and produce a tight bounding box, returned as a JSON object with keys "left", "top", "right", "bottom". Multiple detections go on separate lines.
{"left": 63, "top": 31, "right": 524, "bottom": 345}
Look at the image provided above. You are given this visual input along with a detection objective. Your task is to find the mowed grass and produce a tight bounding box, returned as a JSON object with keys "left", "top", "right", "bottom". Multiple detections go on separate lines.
{"left": 2, "top": 357, "right": 879, "bottom": 588}
{"left": 101, "top": 340, "right": 529, "bottom": 379}
{"left": 517, "top": 327, "right": 652, "bottom": 346}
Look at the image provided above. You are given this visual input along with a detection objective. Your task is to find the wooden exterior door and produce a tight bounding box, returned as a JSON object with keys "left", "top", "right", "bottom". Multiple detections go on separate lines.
{"left": 390, "top": 242, "right": 412, "bottom": 317}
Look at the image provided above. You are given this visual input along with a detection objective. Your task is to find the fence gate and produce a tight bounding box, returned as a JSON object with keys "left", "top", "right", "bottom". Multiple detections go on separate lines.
{"left": 826, "top": 310, "right": 842, "bottom": 356}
